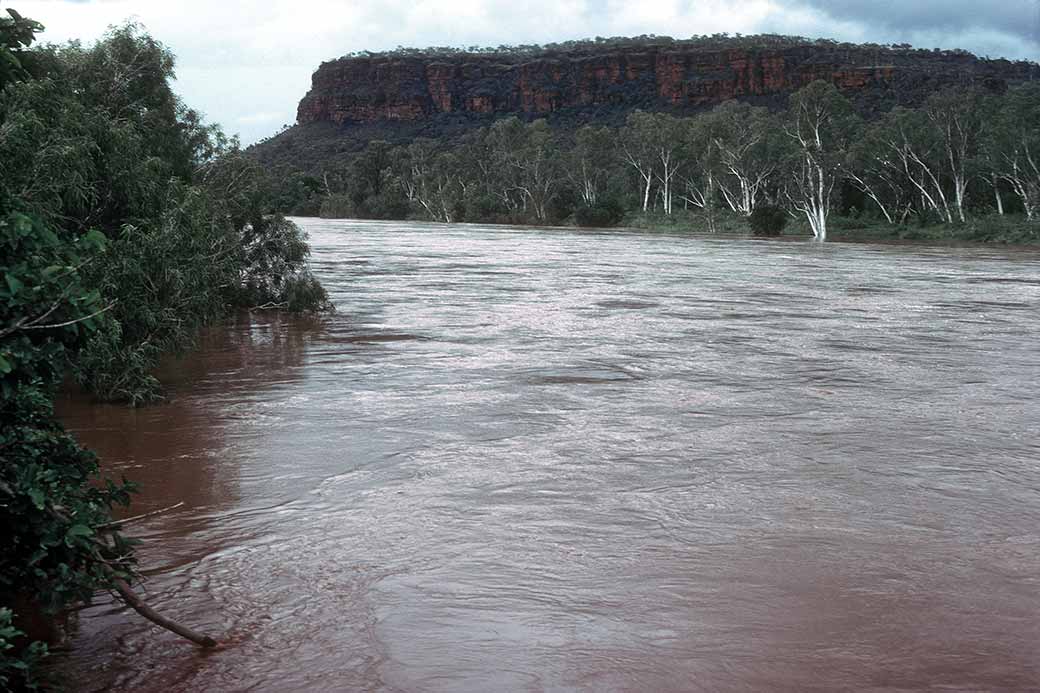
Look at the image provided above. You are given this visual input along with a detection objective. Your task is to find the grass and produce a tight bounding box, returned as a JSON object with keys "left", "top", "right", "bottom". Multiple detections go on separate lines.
{"left": 621, "top": 210, "right": 1040, "bottom": 246}
{"left": 826, "top": 215, "right": 1040, "bottom": 245}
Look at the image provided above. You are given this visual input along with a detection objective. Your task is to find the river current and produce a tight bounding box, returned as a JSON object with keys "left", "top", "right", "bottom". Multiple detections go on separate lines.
{"left": 56, "top": 219, "right": 1040, "bottom": 691}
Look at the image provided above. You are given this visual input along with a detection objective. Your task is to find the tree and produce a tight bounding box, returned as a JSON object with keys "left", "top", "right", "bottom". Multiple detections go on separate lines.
{"left": 486, "top": 118, "right": 564, "bottom": 223}
{"left": 877, "top": 107, "right": 956, "bottom": 224}
{"left": 514, "top": 120, "right": 565, "bottom": 222}
{"left": 0, "top": 212, "right": 135, "bottom": 690}
{"left": 349, "top": 140, "right": 407, "bottom": 218}
{"left": 710, "top": 101, "right": 783, "bottom": 217}
{"left": 619, "top": 111, "right": 658, "bottom": 213}
{"left": 678, "top": 114, "right": 723, "bottom": 231}
{"left": 620, "top": 112, "right": 685, "bottom": 215}
{"left": 846, "top": 119, "right": 915, "bottom": 224}
{"left": 403, "top": 140, "right": 463, "bottom": 223}
{"left": 1, "top": 15, "right": 329, "bottom": 686}
{"left": 783, "top": 81, "right": 860, "bottom": 240}
{"left": 0, "top": 8, "right": 41, "bottom": 88}
{"left": 566, "top": 125, "right": 616, "bottom": 207}
{"left": 925, "top": 87, "right": 984, "bottom": 223}
{"left": 983, "top": 84, "right": 1040, "bottom": 222}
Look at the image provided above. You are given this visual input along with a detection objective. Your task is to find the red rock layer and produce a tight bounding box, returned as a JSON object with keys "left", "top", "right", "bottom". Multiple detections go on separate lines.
{"left": 296, "top": 44, "right": 1027, "bottom": 125}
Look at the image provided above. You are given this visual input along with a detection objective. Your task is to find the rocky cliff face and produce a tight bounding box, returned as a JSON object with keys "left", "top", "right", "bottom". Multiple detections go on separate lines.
{"left": 296, "top": 43, "right": 1037, "bottom": 127}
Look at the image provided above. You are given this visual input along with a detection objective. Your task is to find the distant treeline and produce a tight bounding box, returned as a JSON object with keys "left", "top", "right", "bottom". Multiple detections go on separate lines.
{"left": 333, "top": 32, "right": 1015, "bottom": 64}
{"left": 266, "top": 81, "right": 1040, "bottom": 242}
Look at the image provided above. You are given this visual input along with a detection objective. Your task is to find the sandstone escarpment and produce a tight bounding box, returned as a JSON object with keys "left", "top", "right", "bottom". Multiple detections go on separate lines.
{"left": 296, "top": 40, "right": 1038, "bottom": 127}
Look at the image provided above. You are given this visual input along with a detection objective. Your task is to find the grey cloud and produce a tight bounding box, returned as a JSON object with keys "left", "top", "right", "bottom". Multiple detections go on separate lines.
{"left": 794, "top": 0, "right": 1039, "bottom": 44}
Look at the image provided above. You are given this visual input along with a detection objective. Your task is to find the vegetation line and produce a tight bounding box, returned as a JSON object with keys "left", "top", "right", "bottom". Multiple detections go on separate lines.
{"left": 261, "top": 77, "right": 1038, "bottom": 245}
{"left": 0, "top": 8, "right": 329, "bottom": 688}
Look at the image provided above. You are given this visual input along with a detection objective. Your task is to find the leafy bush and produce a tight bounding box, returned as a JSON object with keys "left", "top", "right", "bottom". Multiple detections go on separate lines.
{"left": 1, "top": 212, "right": 137, "bottom": 687}
{"left": 0, "top": 608, "right": 47, "bottom": 691}
{"left": 748, "top": 205, "right": 788, "bottom": 236}
{"left": 575, "top": 200, "right": 625, "bottom": 227}
{"left": 1, "top": 11, "right": 332, "bottom": 686}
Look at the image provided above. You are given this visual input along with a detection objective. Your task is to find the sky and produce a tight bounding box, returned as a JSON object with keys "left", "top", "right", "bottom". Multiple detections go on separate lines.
{"left": 10, "top": 0, "right": 1040, "bottom": 145}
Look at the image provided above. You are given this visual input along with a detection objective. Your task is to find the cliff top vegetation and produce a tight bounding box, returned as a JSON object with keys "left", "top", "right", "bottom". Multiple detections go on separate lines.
{"left": 328, "top": 33, "right": 1037, "bottom": 68}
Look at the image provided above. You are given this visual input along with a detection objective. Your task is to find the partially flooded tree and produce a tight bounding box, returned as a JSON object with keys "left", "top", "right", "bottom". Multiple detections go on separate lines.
{"left": 783, "top": 81, "right": 859, "bottom": 241}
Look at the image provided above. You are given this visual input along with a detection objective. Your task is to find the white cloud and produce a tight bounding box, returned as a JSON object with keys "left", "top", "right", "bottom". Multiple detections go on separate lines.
{"left": 9, "top": 0, "right": 1038, "bottom": 144}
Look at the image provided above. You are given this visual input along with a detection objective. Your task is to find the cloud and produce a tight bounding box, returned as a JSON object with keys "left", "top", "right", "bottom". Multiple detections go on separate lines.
{"left": 795, "top": 0, "right": 1035, "bottom": 42}
{"left": 11, "top": 0, "right": 1039, "bottom": 145}
{"left": 790, "top": 0, "right": 1040, "bottom": 61}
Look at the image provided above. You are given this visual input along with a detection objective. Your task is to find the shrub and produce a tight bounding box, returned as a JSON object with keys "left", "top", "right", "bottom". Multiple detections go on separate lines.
{"left": 748, "top": 205, "right": 788, "bottom": 236}
{"left": 575, "top": 200, "right": 625, "bottom": 227}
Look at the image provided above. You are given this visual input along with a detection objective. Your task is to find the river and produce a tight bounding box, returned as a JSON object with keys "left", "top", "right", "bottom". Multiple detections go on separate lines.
{"left": 55, "top": 219, "right": 1040, "bottom": 691}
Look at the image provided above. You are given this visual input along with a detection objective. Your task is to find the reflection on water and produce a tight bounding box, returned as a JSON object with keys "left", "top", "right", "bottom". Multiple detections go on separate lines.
{"left": 56, "top": 219, "right": 1040, "bottom": 691}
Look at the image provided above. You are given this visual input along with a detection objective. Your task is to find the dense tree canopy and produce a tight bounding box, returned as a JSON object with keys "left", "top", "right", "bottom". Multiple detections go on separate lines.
{"left": 267, "top": 79, "right": 1038, "bottom": 244}
{"left": 336, "top": 32, "right": 1020, "bottom": 65}
{"left": 0, "top": 10, "right": 329, "bottom": 688}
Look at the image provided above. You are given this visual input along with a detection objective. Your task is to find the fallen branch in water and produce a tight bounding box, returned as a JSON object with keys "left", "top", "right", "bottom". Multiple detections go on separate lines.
{"left": 97, "top": 501, "right": 186, "bottom": 530}
{"left": 111, "top": 578, "right": 216, "bottom": 648}
{"left": 0, "top": 481, "right": 217, "bottom": 648}
{"left": 250, "top": 301, "right": 287, "bottom": 310}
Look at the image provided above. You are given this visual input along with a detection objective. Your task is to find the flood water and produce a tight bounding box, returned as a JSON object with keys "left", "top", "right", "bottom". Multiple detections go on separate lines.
{"left": 56, "top": 219, "right": 1040, "bottom": 691}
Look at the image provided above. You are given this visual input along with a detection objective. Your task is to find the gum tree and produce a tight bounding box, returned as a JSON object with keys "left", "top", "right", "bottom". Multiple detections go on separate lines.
{"left": 925, "top": 87, "right": 984, "bottom": 223}
{"left": 983, "top": 84, "right": 1040, "bottom": 222}
{"left": 783, "top": 80, "right": 860, "bottom": 241}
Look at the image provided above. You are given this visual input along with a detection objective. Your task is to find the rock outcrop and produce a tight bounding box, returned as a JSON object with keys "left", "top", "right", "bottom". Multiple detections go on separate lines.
{"left": 296, "top": 41, "right": 1038, "bottom": 127}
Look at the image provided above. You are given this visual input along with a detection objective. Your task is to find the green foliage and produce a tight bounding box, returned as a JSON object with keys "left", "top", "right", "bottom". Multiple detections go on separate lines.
{"left": 0, "top": 10, "right": 330, "bottom": 686}
{"left": 0, "top": 608, "right": 47, "bottom": 691}
{"left": 749, "top": 206, "right": 789, "bottom": 236}
{"left": 280, "top": 77, "right": 1040, "bottom": 244}
{"left": 0, "top": 8, "right": 42, "bottom": 89}
{"left": 0, "top": 21, "right": 331, "bottom": 403}
{"left": 574, "top": 200, "right": 625, "bottom": 227}
{"left": 0, "top": 211, "right": 136, "bottom": 688}
{"left": 983, "top": 84, "right": 1040, "bottom": 220}
{"left": 336, "top": 32, "right": 1015, "bottom": 66}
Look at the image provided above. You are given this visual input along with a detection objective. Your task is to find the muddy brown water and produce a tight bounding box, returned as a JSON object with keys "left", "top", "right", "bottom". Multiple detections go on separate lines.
{"left": 54, "top": 219, "right": 1040, "bottom": 691}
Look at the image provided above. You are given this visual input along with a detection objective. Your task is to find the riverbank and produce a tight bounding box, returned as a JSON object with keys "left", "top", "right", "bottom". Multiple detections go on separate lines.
{"left": 315, "top": 210, "right": 1040, "bottom": 247}
{"left": 623, "top": 211, "right": 1040, "bottom": 246}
